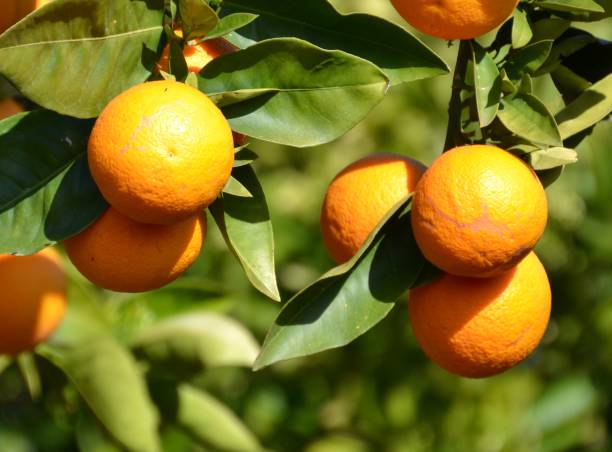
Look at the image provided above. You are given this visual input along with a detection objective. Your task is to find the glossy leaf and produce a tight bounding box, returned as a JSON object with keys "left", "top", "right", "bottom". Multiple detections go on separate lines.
{"left": 472, "top": 42, "right": 501, "bottom": 127}
{"left": 178, "top": 0, "right": 218, "bottom": 41}
{"left": 211, "top": 165, "right": 279, "bottom": 301}
{"left": 220, "top": 0, "right": 448, "bottom": 85}
{"left": 132, "top": 312, "right": 260, "bottom": 375}
{"left": 556, "top": 74, "right": 612, "bottom": 139}
{"left": 531, "top": 18, "right": 571, "bottom": 42}
{"left": 498, "top": 93, "right": 562, "bottom": 146}
{"left": 0, "top": 111, "right": 106, "bottom": 255}
{"left": 528, "top": 147, "right": 578, "bottom": 170}
{"left": 198, "top": 38, "right": 389, "bottom": 147}
{"left": 254, "top": 199, "right": 426, "bottom": 370}
{"left": 512, "top": 9, "right": 533, "bottom": 49}
{"left": 0, "top": 0, "right": 165, "bottom": 118}
{"left": 201, "top": 13, "right": 258, "bottom": 41}
{"left": 505, "top": 40, "right": 553, "bottom": 80}
{"left": 39, "top": 303, "right": 161, "bottom": 452}
{"left": 535, "top": 0, "right": 605, "bottom": 13}
{"left": 154, "top": 383, "right": 262, "bottom": 452}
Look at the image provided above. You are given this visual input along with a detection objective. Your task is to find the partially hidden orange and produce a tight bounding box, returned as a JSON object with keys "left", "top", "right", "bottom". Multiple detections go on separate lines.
{"left": 409, "top": 252, "right": 551, "bottom": 378}
{"left": 321, "top": 153, "right": 427, "bottom": 264}
{"left": 0, "top": 247, "right": 67, "bottom": 355}
{"left": 65, "top": 208, "right": 205, "bottom": 293}
{"left": 88, "top": 80, "right": 234, "bottom": 225}
{"left": 411, "top": 145, "right": 547, "bottom": 278}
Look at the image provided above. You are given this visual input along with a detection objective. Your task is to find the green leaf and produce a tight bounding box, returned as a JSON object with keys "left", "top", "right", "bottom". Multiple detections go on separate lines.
{"left": 0, "top": 356, "right": 11, "bottom": 376}
{"left": 16, "top": 354, "right": 41, "bottom": 400}
{"left": 198, "top": 38, "right": 389, "bottom": 147}
{"left": 132, "top": 312, "right": 260, "bottom": 376}
{"left": 498, "top": 93, "right": 562, "bottom": 146}
{"left": 0, "top": 0, "right": 165, "bottom": 118}
{"left": 153, "top": 383, "right": 262, "bottom": 452}
{"left": 39, "top": 303, "right": 161, "bottom": 452}
{"left": 210, "top": 165, "right": 279, "bottom": 301}
{"left": 531, "top": 18, "right": 571, "bottom": 42}
{"left": 472, "top": 42, "right": 501, "bottom": 127}
{"left": 0, "top": 111, "right": 107, "bottom": 255}
{"left": 535, "top": 0, "right": 605, "bottom": 13}
{"left": 556, "top": 73, "right": 612, "bottom": 139}
{"left": 179, "top": 0, "right": 219, "bottom": 41}
{"left": 233, "top": 147, "right": 258, "bottom": 167}
{"left": 528, "top": 147, "right": 578, "bottom": 170}
{"left": 76, "top": 414, "right": 123, "bottom": 452}
{"left": 505, "top": 40, "right": 553, "bottom": 80}
{"left": 512, "top": 9, "right": 533, "bottom": 49}
{"left": 201, "top": 13, "right": 258, "bottom": 41}
{"left": 220, "top": 0, "right": 449, "bottom": 85}
{"left": 254, "top": 198, "right": 426, "bottom": 370}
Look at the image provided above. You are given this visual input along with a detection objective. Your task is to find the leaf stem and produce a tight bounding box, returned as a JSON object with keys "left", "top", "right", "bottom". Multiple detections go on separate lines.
{"left": 443, "top": 40, "right": 471, "bottom": 151}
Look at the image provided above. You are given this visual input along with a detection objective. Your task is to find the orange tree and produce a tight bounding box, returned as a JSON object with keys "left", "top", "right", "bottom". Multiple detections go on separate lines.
{"left": 0, "top": 0, "right": 610, "bottom": 450}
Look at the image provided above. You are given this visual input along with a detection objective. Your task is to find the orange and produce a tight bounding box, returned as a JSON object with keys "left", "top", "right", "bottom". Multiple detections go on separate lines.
{"left": 88, "top": 80, "right": 234, "bottom": 225}
{"left": 411, "top": 145, "right": 547, "bottom": 278}
{"left": 0, "top": 247, "right": 67, "bottom": 356}
{"left": 321, "top": 153, "right": 427, "bottom": 264}
{"left": 390, "top": 0, "right": 518, "bottom": 40}
{"left": 1, "top": 0, "right": 53, "bottom": 34}
{"left": 158, "top": 34, "right": 239, "bottom": 74}
{"left": 65, "top": 208, "right": 205, "bottom": 293}
{"left": 0, "top": 98, "right": 23, "bottom": 120}
{"left": 409, "top": 252, "right": 551, "bottom": 378}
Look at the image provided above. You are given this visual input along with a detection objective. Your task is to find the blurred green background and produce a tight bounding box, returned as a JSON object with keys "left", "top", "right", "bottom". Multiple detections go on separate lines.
{"left": 2, "top": 1, "right": 612, "bottom": 451}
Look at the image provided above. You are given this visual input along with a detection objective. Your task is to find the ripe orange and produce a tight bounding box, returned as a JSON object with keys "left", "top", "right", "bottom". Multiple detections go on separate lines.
{"left": 411, "top": 145, "right": 547, "bottom": 278}
{"left": 158, "top": 34, "right": 239, "bottom": 74}
{"left": 65, "top": 208, "right": 205, "bottom": 293}
{"left": 88, "top": 80, "right": 234, "bottom": 225}
{"left": 0, "top": 247, "right": 67, "bottom": 355}
{"left": 390, "top": 0, "right": 518, "bottom": 40}
{"left": 409, "top": 252, "right": 551, "bottom": 378}
{"left": 321, "top": 153, "right": 427, "bottom": 264}
{"left": 0, "top": 98, "right": 23, "bottom": 120}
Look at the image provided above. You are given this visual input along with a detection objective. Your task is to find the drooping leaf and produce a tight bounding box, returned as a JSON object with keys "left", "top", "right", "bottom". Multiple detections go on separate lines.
{"left": 178, "top": 0, "right": 219, "bottom": 41}
{"left": 132, "top": 312, "right": 260, "bottom": 376}
{"left": 220, "top": 0, "right": 449, "bottom": 85}
{"left": 528, "top": 147, "right": 578, "bottom": 170}
{"left": 556, "top": 74, "right": 612, "bottom": 139}
{"left": 0, "top": 0, "right": 165, "bottom": 118}
{"left": 254, "top": 198, "right": 426, "bottom": 370}
{"left": 39, "top": 302, "right": 161, "bottom": 452}
{"left": 505, "top": 40, "right": 553, "bottom": 80}
{"left": 512, "top": 9, "right": 533, "bottom": 49}
{"left": 200, "top": 13, "right": 258, "bottom": 41}
{"left": 498, "top": 93, "right": 562, "bottom": 146}
{"left": 211, "top": 165, "right": 279, "bottom": 301}
{"left": 472, "top": 42, "right": 501, "bottom": 127}
{"left": 198, "top": 38, "right": 389, "bottom": 147}
{"left": 152, "top": 383, "right": 262, "bottom": 452}
{"left": 0, "top": 111, "right": 107, "bottom": 255}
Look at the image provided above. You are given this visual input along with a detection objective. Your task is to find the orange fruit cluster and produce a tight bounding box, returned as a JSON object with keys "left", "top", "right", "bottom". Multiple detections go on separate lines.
{"left": 390, "top": 0, "right": 519, "bottom": 40}
{"left": 65, "top": 80, "right": 233, "bottom": 293}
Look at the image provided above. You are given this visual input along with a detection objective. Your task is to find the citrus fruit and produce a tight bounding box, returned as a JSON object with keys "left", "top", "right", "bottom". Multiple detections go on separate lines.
{"left": 158, "top": 33, "right": 239, "bottom": 74}
{"left": 88, "top": 80, "right": 234, "bottom": 225}
{"left": 390, "top": 0, "right": 519, "bottom": 40}
{"left": 321, "top": 153, "right": 427, "bottom": 264}
{"left": 411, "top": 144, "right": 547, "bottom": 278}
{"left": 409, "top": 251, "right": 551, "bottom": 378}
{"left": 64, "top": 208, "right": 205, "bottom": 293}
{"left": 0, "top": 247, "right": 67, "bottom": 356}
{"left": 0, "top": 98, "right": 23, "bottom": 120}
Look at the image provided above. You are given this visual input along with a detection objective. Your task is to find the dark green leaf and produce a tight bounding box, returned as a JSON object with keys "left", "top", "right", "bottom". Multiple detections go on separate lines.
{"left": 556, "top": 73, "right": 612, "bottom": 139}
{"left": 0, "top": 111, "right": 107, "bottom": 255}
{"left": 179, "top": 0, "right": 219, "bottom": 41}
{"left": 220, "top": 0, "right": 449, "bottom": 85}
{"left": 498, "top": 93, "right": 562, "bottom": 146}
{"left": 512, "top": 9, "right": 533, "bottom": 49}
{"left": 211, "top": 165, "right": 280, "bottom": 301}
{"left": 198, "top": 38, "right": 389, "bottom": 147}
{"left": 528, "top": 147, "right": 578, "bottom": 169}
{"left": 254, "top": 198, "right": 426, "bottom": 370}
{"left": 0, "top": 0, "right": 165, "bottom": 118}
{"left": 531, "top": 18, "right": 571, "bottom": 42}
{"left": 201, "top": 13, "right": 258, "bottom": 41}
{"left": 132, "top": 312, "right": 260, "bottom": 376}
{"left": 472, "top": 42, "right": 501, "bottom": 127}
{"left": 233, "top": 147, "right": 258, "bottom": 167}
{"left": 505, "top": 40, "right": 553, "bottom": 80}
{"left": 535, "top": 0, "right": 605, "bottom": 13}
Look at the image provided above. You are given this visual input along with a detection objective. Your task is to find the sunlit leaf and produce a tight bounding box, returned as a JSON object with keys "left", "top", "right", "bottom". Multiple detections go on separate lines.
{"left": 498, "top": 93, "right": 562, "bottom": 146}
{"left": 472, "top": 42, "right": 501, "bottom": 127}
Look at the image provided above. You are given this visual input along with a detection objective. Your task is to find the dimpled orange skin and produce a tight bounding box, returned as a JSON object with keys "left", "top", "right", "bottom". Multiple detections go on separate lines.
{"left": 0, "top": 248, "right": 67, "bottom": 356}
{"left": 409, "top": 252, "right": 551, "bottom": 378}
{"left": 64, "top": 208, "right": 206, "bottom": 293}
{"left": 390, "top": 0, "right": 519, "bottom": 40}
{"left": 321, "top": 153, "right": 427, "bottom": 264}
{"left": 88, "top": 80, "right": 233, "bottom": 225}
{"left": 411, "top": 145, "right": 547, "bottom": 278}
